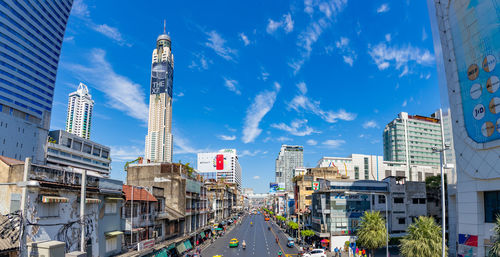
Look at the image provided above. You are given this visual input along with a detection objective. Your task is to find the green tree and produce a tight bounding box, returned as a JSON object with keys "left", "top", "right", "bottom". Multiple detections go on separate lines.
{"left": 301, "top": 229, "right": 315, "bottom": 238}
{"left": 356, "top": 211, "right": 388, "bottom": 257}
{"left": 489, "top": 215, "right": 500, "bottom": 257}
{"left": 287, "top": 221, "right": 298, "bottom": 230}
{"left": 399, "top": 216, "right": 447, "bottom": 257}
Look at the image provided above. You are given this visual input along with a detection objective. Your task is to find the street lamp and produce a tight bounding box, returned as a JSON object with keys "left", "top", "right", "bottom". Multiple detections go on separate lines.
{"left": 432, "top": 144, "right": 452, "bottom": 257}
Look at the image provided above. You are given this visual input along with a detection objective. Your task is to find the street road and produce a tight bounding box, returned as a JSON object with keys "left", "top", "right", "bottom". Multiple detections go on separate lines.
{"left": 202, "top": 213, "right": 299, "bottom": 257}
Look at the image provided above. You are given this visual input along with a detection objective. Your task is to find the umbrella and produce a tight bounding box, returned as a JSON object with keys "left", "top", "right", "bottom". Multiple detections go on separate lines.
{"left": 321, "top": 239, "right": 330, "bottom": 243}
{"left": 215, "top": 228, "right": 223, "bottom": 231}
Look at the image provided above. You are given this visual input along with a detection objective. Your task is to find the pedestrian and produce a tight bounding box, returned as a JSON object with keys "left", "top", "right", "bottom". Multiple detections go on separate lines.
{"left": 334, "top": 247, "right": 339, "bottom": 257}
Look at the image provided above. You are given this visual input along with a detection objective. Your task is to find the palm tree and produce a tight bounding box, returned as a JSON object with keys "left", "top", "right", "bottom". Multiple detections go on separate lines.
{"left": 400, "top": 216, "right": 447, "bottom": 257}
{"left": 356, "top": 211, "right": 388, "bottom": 257}
{"left": 488, "top": 215, "right": 500, "bottom": 257}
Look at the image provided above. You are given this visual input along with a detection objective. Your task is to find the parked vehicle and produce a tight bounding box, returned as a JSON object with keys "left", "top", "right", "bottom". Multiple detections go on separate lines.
{"left": 302, "top": 249, "right": 327, "bottom": 257}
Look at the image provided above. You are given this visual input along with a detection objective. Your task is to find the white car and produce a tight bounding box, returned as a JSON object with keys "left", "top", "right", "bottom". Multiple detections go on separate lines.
{"left": 303, "top": 249, "right": 327, "bottom": 257}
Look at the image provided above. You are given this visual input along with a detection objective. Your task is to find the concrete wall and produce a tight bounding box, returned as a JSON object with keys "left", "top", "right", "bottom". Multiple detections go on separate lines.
{"left": 0, "top": 161, "right": 24, "bottom": 214}
{"left": 97, "top": 196, "right": 123, "bottom": 257}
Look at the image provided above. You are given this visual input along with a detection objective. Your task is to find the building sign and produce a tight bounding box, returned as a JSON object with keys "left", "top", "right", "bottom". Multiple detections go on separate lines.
{"left": 277, "top": 183, "right": 286, "bottom": 192}
{"left": 312, "top": 181, "right": 320, "bottom": 191}
{"left": 137, "top": 239, "right": 155, "bottom": 251}
{"left": 150, "top": 62, "right": 173, "bottom": 97}
{"left": 448, "top": 0, "right": 500, "bottom": 145}
{"left": 458, "top": 234, "right": 478, "bottom": 257}
{"left": 269, "top": 183, "right": 278, "bottom": 193}
{"left": 215, "top": 154, "right": 224, "bottom": 170}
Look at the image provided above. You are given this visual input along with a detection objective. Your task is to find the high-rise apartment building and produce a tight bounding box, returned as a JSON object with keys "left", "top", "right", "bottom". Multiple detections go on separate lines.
{"left": 65, "top": 83, "right": 94, "bottom": 139}
{"left": 0, "top": 0, "right": 73, "bottom": 163}
{"left": 275, "top": 145, "right": 303, "bottom": 193}
{"left": 145, "top": 29, "right": 174, "bottom": 163}
{"left": 197, "top": 149, "right": 242, "bottom": 190}
{"left": 383, "top": 112, "right": 442, "bottom": 167}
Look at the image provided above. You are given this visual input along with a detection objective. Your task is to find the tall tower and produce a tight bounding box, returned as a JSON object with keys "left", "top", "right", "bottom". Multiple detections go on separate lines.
{"left": 145, "top": 25, "right": 174, "bottom": 163}
{"left": 66, "top": 83, "right": 94, "bottom": 139}
{"left": 0, "top": 0, "right": 73, "bottom": 163}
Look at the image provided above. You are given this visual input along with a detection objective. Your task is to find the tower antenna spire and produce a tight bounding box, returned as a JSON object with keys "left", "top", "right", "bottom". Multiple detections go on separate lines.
{"left": 163, "top": 20, "right": 166, "bottom": 34}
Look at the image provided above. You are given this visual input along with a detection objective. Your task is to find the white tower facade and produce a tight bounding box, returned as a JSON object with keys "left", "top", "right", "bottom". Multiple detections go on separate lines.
{"left": 145, "top": 31, "right": 174, "bottom": 163}
{"left": 66, "top": 83, "right": 94, "bottom": 139}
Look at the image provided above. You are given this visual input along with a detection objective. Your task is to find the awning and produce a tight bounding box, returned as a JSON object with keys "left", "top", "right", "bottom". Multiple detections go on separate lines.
{"left": 105, "top": 231, "right": 123, "bottom": 237}
{"left": 175, "top": 242, "right": 187, "bottom": 254}
{"left": 41, "top": 196, "right": 68, "bottom": 203}
{"left": 105, "top": 197, "right": 123, "bottom": 201}
{"left": 200, "top": 232, "right": 205, "bottom": 238}
{"left": 183, "top": 240, "right": 193, "bottom": 250}
{"left": 86, "top": 198, "right": 101, "bottom": 204}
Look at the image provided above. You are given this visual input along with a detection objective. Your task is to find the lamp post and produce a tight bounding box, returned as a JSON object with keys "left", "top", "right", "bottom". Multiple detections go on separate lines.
{"left": 432, "top": 145, "right": 451, "bottom": 257}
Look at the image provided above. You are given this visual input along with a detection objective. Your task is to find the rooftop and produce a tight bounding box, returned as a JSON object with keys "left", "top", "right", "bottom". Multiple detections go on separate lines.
{"left": 123, "top": 185, "right": 157, "bottom": 202}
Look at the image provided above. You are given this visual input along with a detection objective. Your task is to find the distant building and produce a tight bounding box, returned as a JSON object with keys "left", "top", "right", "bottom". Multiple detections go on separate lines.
{"left": 275, "top": 145, "right": 303, "bottom": 193}
{"left": 317, "top": 154, "right": 440, "bottom": 182}
{"left": 242, "top": 188, "right": 254, "bottom": 196}
{"left": 46, "top": 130, "right": 111, "bottom": 177}
{"left": 66, "top": 83, "right": 94, "bottom": 139}
{"left": 197, "top": 149, "right": 242, "bottom": 190}
{"left": 0, "top": 0, "right": 73, "bottom": 164}
{"left": 145, "top": 29, "right": 174, "bottom": 163}
{"left": 383, "top": 112, "right": 442, "bottom": 166}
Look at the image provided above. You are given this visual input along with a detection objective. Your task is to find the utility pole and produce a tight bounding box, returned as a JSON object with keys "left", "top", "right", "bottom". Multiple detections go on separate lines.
{"left": 131, "top": 185, "right": 134, "bottom": 245}
{"left": 19, "top": 157, "right": 31, "bottom": 257}
{"left": 80, "top": 169, "right": 87, "bottom": 252}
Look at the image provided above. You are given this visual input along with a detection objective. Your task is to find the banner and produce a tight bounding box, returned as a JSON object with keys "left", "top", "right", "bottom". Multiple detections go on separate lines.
{"left": 151, "top": 61, "right": 173, "bottom": 97}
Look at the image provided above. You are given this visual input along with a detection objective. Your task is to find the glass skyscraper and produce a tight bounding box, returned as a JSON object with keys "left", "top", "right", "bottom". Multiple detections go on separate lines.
{"left": 275, "top": 144, "right": 303, "bottom": 193}
{"left": 0, "top": 0, "right": 73, "bottom": 163}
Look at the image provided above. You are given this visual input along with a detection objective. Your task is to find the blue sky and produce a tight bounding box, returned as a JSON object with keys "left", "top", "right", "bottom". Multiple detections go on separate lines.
{"left": 51, "top": 0, "right": 442, "bottom": 193}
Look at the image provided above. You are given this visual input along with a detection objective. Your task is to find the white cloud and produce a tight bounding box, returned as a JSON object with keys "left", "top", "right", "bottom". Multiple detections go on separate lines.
{"left": 304, "top": 0, "right": 314, "bottom": 15}
{"left": 288, "top": 83, "right": 356, "bottom": 123}
{"left": 240, "top": 33, "right": 250, "bottom": 46}
{"left": 242, "top": 82, "right": 281, "bottom": 143}
{"left": 66, "top": 49, "right": 148, "bottom": 123}
{"left": 385, "top": 33, "right": 391, "bottom": 42}
{"left": 225, "top": 125, "right": 237, "bottom": 132}
{"left": 218, "top": 135, "right": 236, "bottom": 141}
{"left": 377, "top": 3, "right": 390, "bottom": 13}
{"left": 363, "top": 120, "right": 378, "bottom": 129}
{"left": 72, "top": 0, "right": 89, "bottom": 17}
{"left": 223, "top": 77, "right": 241, "bottom": 95}
{"left": 174, "top": 133, "right": 211, "bottom": 155}
{"left": 176, "top": 92, "right": 184, "bottom": 97}
{"left": 111, "top": 145, "right": 144, "bottom": 163}
{"left": 334, "top": 36, "right": 357, "bottom": 67}
{"left": 322, "top": 139, "right": 346, "bottom": 148}
{"left": 205, "top": 30, "right": 237, "bottom": 61}
{"left": 422, "top": 27, "right": 428, "bottom": 41}
{"left": 189, "top": 53, "right": 211, "bottom": 70}
{"left": 266, "top": 13, "right": 294, "bottom": 34}
{"left": 271, "top": 119, "right": 319, "bottom": 136}
{"left": 92, "top": 24, "right": 129, "bottom": 46}
{"left": 425, "top": 73, "right": 431, "bottom": 79}
{"left": 253, "top": 175, "right": 261, "bottom": 180}
{"left": 307, "top": 139, "right": 318, "bottom": 146}
{"left": 277, "top": 136, "right": 292, "bottom": 142}
{"left": 402, "top": 100, "right": 408, "bottom": 107}
{"left": 64, "top": 36, "right": 75, "bottom": 42}
{"left": 399, "top": 65, "right": 409, "bottom": 77}
{"left": 297, "top": 82, "right": 308, "bottom": 94}
{"left": 368, "top": 42, "right": 434, "bottom": 71}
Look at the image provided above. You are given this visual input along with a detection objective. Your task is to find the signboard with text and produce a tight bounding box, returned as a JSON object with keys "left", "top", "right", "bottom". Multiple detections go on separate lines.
{"left": 312, "top": 181, "right": 320, "bottom": 191}
{"left": 150, "top": 61, "right": 173, "bottom": 97}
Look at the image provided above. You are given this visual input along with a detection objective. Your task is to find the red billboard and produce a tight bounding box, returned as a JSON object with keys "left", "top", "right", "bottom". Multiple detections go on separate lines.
{"left": 216, "top": 154, "right": 224, "bottom": 170}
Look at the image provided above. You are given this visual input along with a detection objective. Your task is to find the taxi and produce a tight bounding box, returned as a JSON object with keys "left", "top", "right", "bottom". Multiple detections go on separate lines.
{"left": 229, "top": 238, "right": 239, "bottom": 247}
{"left": 265, "top": 217, "right": 270, "bottom": 221}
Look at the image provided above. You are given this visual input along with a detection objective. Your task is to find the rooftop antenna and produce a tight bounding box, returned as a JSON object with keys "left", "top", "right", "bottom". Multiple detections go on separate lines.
{"left": 163, "top": 19, "right": 166, "bottom": 34}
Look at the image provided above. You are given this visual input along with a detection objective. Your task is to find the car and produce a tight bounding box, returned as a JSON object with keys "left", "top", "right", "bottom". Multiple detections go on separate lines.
{"left": 303, "top": 249, "right": 327, "bottom": 257}
{"left": 229, "top": 238, "right": 239, "bottom": 247}
{"left": 287, "top": 238, "right": 295, "bottom": 247}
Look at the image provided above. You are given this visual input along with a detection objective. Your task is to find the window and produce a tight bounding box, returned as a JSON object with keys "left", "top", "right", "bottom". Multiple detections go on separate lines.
{"left": 413, "top": 198, "right": 418, "bottom": 204}
{"left": 106, "top": 236, "right": 118, "bottom": 252}
{"left": 105, "top": 202, "right": 117, "bottom": 214}
{"left": 72, "top": 140, "right": 82, "bottom": 151}
{"left": 398, "top": 218, "right": 406, "bottom": 224}
{"left": 419, "top": 198, "right": 426, "bottom": 204}
{"left": 394, "top": 198, "right": 404, "bottom": 204}
{"left": 378, "top": 195, "right": 385, "bottom": 204}
{"left": 40, "top": 203, "right": 59, "bottom": 217}
{"left": 305, "top": 187, "right": 312, "bottom": 191}
{"left": 484, "top": 191, "right": 500, "bottom": 223}
{"left": 354, "top": 166, "right": 359, "bottom": 179}
{"left": 10, "top": 193, "right": 21, "bottom": 212}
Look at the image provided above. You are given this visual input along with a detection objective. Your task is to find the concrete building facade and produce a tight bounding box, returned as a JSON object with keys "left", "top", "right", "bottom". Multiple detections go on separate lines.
{"left": 197, "top": 149, "right": 242, "bottom": 190}
{"left": 0, "top": 0, "right": 73, "bottom": 164}
{"left": 66, "top": 83, "right": 94, "bottom": 139}
{"left": 317, "top": 154, "right": 440, "bottom": 182}
{"left": 46, "top": 130, "right": 111, "bottom": 177}
{"left": 275, "top": 145, "right": 303, "bottom": 193}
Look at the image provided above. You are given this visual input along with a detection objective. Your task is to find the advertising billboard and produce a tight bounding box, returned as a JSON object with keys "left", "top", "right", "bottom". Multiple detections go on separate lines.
{"left": 277, "top": 183, "right": 286, "bottom": 192}
{"left": 448, "top": 0, "right": 500, "bottom": 146}
{"left": 197, "top": 153, "right": 232, "bottom": 173}
{"left": 150, "top": 61, "right": 173, "bottom": 97}
{"left": 269, "top": 183, "right": 278, "bottom": 193}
